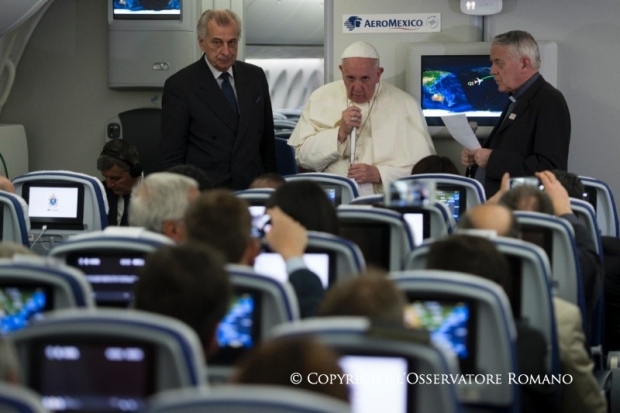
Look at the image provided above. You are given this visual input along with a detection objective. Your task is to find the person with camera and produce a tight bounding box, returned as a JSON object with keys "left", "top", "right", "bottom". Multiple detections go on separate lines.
{"left": 466, "top": 172, "right": 606, "bottom": 413}
{"left": 183, "top": 189, "right": 324, "bottom": 318}
{"left": 494, "top": 171, "right": 604, "bottom": 335}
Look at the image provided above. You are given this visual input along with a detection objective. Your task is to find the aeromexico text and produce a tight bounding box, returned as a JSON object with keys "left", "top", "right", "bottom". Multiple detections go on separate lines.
{"left": 363, "top": 19, "right": 424, "bottom": 28}
{"left": 307, "top": 373, "right": 573, "bottom": 386}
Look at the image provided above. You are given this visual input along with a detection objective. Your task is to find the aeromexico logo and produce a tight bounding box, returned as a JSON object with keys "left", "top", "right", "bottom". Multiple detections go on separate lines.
{"left": 344, "top": 16, "right": 363, "bottom": 31}
{"left": 343, "top": 14, "right": 441, "bottom": 34}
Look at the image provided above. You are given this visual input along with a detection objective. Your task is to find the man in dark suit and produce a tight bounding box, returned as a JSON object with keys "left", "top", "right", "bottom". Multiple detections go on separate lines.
{"left": 159, "top": 9, "right": 276, "bottom": 190}
{"left": 97, "top": 139, "right": 143, "bottom": 226}
{"left": 461, "top": 30, "right": 571, "bottom": 197}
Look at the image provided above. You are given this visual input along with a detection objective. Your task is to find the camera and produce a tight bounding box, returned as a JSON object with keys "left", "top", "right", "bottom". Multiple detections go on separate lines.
{"left": 509, "top": 176, "right": 544, "bottom": 190}
{"left": 249, "top": 206, "right": 271, "bottom": 238}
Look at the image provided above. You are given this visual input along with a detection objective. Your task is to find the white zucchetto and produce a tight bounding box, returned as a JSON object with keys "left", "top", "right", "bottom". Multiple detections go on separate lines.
{"left": 341, "top": 41, "right": 380, "bottom": 60}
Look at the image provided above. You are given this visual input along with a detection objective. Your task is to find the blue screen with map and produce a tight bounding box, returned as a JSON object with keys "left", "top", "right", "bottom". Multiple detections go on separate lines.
{"left": 421, "top": 55, "right": 507, "bottom": 127}
{"left": 404, "top": 297, "right": 476, "bottom": 372}
{"left": 113, "top": 0, "right": 181, "bottom": 19}
{"left": 0, "top": 285, "right": 52, "bottom": 334}
{"left": 211, "top": 288, "right": 261, "bottom": 366}
{"left": 217, "top": 292, "right": 257, "bottom": 349}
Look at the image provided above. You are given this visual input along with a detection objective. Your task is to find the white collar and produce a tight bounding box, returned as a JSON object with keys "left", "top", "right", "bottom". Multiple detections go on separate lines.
{"left": 204, "top": 56, "right": 234, "bottom": 80}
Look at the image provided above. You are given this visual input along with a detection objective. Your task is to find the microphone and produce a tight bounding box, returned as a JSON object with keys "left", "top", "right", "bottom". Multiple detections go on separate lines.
{"left": 30, "top": 225, "right": 48, "bottom": 249}
{"left": 350, "top": 127, "right": 357, "bottom": 165}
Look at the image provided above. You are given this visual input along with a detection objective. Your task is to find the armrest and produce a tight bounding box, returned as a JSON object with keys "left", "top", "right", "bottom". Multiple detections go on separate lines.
{"left": 594, "top": 369, "right": 612, "bottom": 394}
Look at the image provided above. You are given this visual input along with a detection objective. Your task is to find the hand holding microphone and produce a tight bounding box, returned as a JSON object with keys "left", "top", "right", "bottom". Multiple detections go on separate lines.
{"left": 338, "top": 106, "right": 362, "bottom": 143}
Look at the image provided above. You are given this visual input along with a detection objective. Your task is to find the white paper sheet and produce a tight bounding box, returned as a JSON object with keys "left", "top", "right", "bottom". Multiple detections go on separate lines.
{"left": 441, "top": 114, "right": 481, "bottom": 149}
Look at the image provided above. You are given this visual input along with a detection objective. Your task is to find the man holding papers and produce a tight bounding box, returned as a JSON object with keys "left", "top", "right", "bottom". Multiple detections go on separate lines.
{"left": 461, "top": 30, "right": 571, "bottom": 197}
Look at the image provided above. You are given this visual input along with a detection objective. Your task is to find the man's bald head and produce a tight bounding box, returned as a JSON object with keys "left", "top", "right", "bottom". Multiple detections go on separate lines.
{"left": 458, "top": 203, "right": 521, "bottom": 238}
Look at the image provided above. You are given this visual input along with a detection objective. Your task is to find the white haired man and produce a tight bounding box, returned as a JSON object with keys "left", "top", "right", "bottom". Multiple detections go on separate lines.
{"left": 129, "top": 172, "right": 200, "bottom": 243}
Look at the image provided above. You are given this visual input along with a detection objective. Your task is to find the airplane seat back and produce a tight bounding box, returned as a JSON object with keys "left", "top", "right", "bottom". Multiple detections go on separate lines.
{"left": 0, "top": 382, "right": 47, "bottom": 413}
{"left": 579, "top": 175, "right": 619, "bottom": 237}
{"left": 394, "top": 173, "right": 486, "bottom": 222}
{"left": 390, "top": 270, "right": 519, "bottom": 411}
{"left": 208, "top": 264, "right": 300, "bottom": 383}
{"left": 105, "top": 108, "right": 163, "bottom": 175}
{"left": 0, "top": 190, "right": 30, "bottom": 247}
{"left": 270, "top": 316, "right": 461, "bottom": 413}
{"left": 48, "top": 226, "right": 173, "bottom": 308}
{"left": 13, "top": 170, "right": 109, "bottom": 255}
{"left": 306, "top": 231, "right": 366, "bottom": 286}
{"left": 146, "top": 385, "right": 351, "bottom": 413}
{"left": 404, "top": 235, "right": 560, "bottom": 375}
{"left": 337, "top": 205, "right": 414, "bottom": 271}
{"left": 10, "top": 308, "right": 207, "bottom": 412}
{"left": 285, "top": 173, "right": 359, "bottom": 205}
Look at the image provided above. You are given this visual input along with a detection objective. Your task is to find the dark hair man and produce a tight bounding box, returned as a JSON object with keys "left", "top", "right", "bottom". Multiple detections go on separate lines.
{"left": 134, "top": 243, "right": 232, "bottom": 360}
{"left": 184, "top": 189, "right": 324, "bottom": 318}
{"left": 97, "top": 139, "right": 143, "bottom": 226}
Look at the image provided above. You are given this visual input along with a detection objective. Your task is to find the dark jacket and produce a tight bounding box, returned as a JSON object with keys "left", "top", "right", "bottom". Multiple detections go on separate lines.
{"left": 160, "top": 57, "right": 277, "bottom": 190}
{"left": 483, "top": 75, "right": 571, "bottom": 197}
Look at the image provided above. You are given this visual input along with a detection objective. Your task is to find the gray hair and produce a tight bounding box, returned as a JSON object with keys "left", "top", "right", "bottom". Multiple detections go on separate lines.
{"left": 492, "top": 30, "right": 541, "bottom": 70}
{"left": 197, "top": 9, "right": 242, "bottom": 40}
{"left": 129, "top": 172, "right": 198, "bottom": 233}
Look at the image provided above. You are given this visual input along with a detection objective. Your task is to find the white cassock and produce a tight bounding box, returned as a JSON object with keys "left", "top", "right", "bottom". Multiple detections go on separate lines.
{"left": 288, "top": 81, "right": 435, "bottom": 195}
